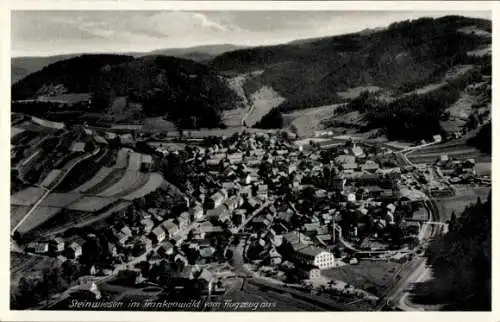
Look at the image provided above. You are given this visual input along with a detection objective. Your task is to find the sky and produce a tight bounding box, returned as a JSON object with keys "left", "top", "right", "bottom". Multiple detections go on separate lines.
{"left": 11, "top": 10, "right": 492, "bottom": 57}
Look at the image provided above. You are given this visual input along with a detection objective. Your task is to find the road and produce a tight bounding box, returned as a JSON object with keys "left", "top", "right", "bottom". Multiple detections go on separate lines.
{"left": 11, "top": 146, "right": 101, "bottom": 235}
{"left": 378, "top": 198, "right": 443, "bottom": 311}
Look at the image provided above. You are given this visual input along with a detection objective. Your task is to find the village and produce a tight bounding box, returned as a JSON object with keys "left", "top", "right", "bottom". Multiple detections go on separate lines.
{"left": 10, "top": 112, "right": 491, "bottom": 310}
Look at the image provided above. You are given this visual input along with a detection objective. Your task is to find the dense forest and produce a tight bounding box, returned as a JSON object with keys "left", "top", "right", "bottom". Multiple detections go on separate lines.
{"left": 467, "top": 122, "right": 492, "bottom": 154}
{"left": 12, "top": 55, "right": 241, "bottom": 129}
{"left": 410, "top": 193, "right": 491, "bottom": 310}
{"left": 212, "top": 15, "right": 491, "bottom": 113}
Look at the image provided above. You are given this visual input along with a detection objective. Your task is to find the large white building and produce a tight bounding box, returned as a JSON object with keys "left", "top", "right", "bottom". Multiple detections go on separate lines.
{"left": 283, "top": 231, "right": 336, "bottom": 269}
{"left": 293, "top": 246, "right": 336, "bottom": 269}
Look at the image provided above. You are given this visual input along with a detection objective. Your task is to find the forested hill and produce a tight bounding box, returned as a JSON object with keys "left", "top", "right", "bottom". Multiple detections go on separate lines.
{"left": 412, "top": 193, "right": 491, "bottom": 310}
{"left": 11, "top": 54, "right": 241, "bottom": 128}
{"left": 211, "top": 15, "right": 491, "bottom": 112}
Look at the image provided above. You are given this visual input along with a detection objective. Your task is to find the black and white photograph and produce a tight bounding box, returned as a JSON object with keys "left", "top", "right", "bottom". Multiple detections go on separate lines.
{"left": 8, "top": 7, "right": 492, "bottom": 313}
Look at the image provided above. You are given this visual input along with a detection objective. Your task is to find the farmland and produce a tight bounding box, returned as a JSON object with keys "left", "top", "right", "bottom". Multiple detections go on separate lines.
{"left": 67, "top": 196, "right": 119, "bottom": 212}
{"left": 407, "top": 139, "right": 491, "bottom": 163}
{"left": 39, "top": 169, "right": 62, "bottom": 188}
{"left": 434, "top": 186, "right": 491, "bottom": 221}
{"left": 11, "top": 187, "right": 46, "bottom": 206}
{"left": 17, "top": 206, "right": 63, "bottom": 234}
{"left": 121, "top": 173, "right": 164, "bottom": 200}
{"left": 321, "top": 260, "right": 406, "bottom": 297}
{"left": 71, "top": 167, "right": 115, "bottom": 193}
{"left": 244, "top": 86, "right": 286, "bottom": 127}
{"left": 11, "top": 205, "right": 31, "bottom": 230}
{"left": 35, "top": 201, "right": 132, "bottom": 238}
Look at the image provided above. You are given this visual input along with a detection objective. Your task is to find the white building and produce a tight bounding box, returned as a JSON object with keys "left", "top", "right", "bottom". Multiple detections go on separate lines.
{"left": 293, "top": 246, "right": 336, "bottom": 269}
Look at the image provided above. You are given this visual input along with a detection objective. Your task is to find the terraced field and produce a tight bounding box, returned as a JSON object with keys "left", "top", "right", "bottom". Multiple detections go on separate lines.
{"left": 97, "top": 171, "right": 149, "bottom": 198}
{"left": 67, "top": 196, "right": 119, "bottom": 212}
{"left": 39, "top": 169, "right": 62, "bottom": 188}
{"left": 11, "top": 205, "right": 30, "bottom": 230}
{"left": 83, "top": 168, "right": 126, "bottom": 194}
{"left": 40, "top": 193, "right": 82, "bottom": 208}
{"left": 17, "top": 206, "right": 63, "bottom": 234}
{"left": 71, "top": 167, "right": 114, "bottom": 193}
{"left": 121, "top": 173, "right": 164, "bottom": 200}
{"left": 11, "top": 187, "right": 45, "bottom": 206}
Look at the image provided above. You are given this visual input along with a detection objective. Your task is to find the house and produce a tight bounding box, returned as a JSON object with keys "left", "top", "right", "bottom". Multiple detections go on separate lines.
{"left": 134, "top": 235, "right": 150, "bottom": 251}
{"left": 26, "top": 242, "right": 49, "bottom": 254}
{"left": 206, "top": 205, "right": 231, "bottom": 224}
{"left": 65, "top": 242, "right": 83, "bottom": 259}
{"left": 331, "top": 177, "right": 346, "bottom": 191}
{"left": 345, "top": 192, "right": 356, "bottom": 202}
{"left": 335, "top": 155, "right": 356, "bottom": 165}
{"left": 119, "top": 134, "right": 134, "bottom": 144}
{"left": 189, "top": 205, "right": 204, "bottom": 220}
{"left": 361, "top": 160, "right": 380, "bottom": 172}
{"left": 222, "top": 182, "right": 238, "bottom": 195}
{"left": 293, "top": 245, "right": 336, "bottom": 269}
{"left": 108, "top": 242, "right": 118, "bottom": 257}
{"left": 342, "top": 162, "right": 358, "bottom": 171}
{"left": 121, "top": 225, "right": 133, "bottom": 238}
{"left": 161, "top": 219, "right": 179, "bottom": 239}
{"left": 70, "top": 142, "right": 86, "bottom": 153}
{"left": 298, "top": 267, "right": 322, "bottom": 280}
{"left": 350, "top": 144, "right": 365, "bottom": 158}
{"left": 224, "top": 196, "right": 240, "bottom": 213}
{"left": 51, "top": 237, "right": 65, "bottom": 252}
{"left": 207, "top": 192, "right": 225, "bottom": 209}
{"left": 178, "top": 212, "right": 191, "bottom": 230}
{"left": 239, "top": 185, "right": 252, "bottom": 197}
{"left": 257, "top": 185, "right": 269, "bottom": 199}
{"left": 140, "top": 218, "right": 155, "bottom": 234}
{"left": 200, "top": 246, "right": 216, "bottom": 258}
{"left": 433, "top": 134, "right": 442, "bottom": 143}
{"left": 150, "top": 226, "right": 166, "bottom": 244}
{"left": 228, "top": 152, "right": 244, "bottom": 164}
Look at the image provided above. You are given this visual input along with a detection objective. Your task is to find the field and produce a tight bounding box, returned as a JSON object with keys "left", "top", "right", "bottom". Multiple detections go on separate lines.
{"left": 121, "top": 173, "right": 164, "bottom": 200}
{"left": 31, "top": 116, "right": 65, "bottom": 130}
{"left": 11, "top": 126, "right": 25, "bottom": 138}
{"left": 283, "top": 104, "right": 342, "bottom": 138}
{"left": 142, "top": 117, "right": 176, "bottom": 132}
{"left": 475, "top": 162, "right": 491, "bottom": 176}
{"left": 222, "top": 108, "right": 246, "bottom": 127}
{"left": 337, "top": 86, "right": 381, "bottom": 100}
{"left": 17, "top": 206, "right": 63, "bottom": 234}
{"left": 321, "top": 260, "right": 403, "bottom": 296}
{"left": 11, "top": 187, "right": 45, "bottom": 206}
{"left": 37, "top": 201, "right": 132, "bottom": 238}
{"left": 115, "top": 148, "right": 132, "bottom": 169}
{"left": 83, "top": 169, "right": 126, "bottom": 194}
{"left": 407, "top": 139, "right": 491, "bottom": 164}
{"left": 434, "top": 186, "right": 491, "bottom": 221}
{"left": 39, "top": 169, "right": 62, "bottom": 188}
{"left": 244, "top": 86, "right": 285, "bottom": 127}
{"left": 97, "top": 171, "right": 149, "bottom": 198}
{"left": 11, "top": 205, "right": 30, "bottom": 229}
{"left": 71, "top": 167, "right": 114, "bottom": 193}
{"left": 127, "top": 152, "right": 142, "bottom": 171}
{"left": 40, "top": 193, "right": 82, "bottom": 208}
{"left": 67, "top": 196, "right": 119, "bottom": 212}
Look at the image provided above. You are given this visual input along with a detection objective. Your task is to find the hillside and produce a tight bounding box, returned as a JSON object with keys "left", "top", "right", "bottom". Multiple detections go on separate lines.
{"left": 11, "top": 54, "right": 81, "bottom": 84}
{"left": 145, "top": 44, "right": 245, "bottom": 62}
{"left": 11, "top": 54, "right": 242, "bottom": 128}
{"left": 11, "top": 44, "right": 244, "bottom": 84}
{"left": 211, "top": 16, "right": 491, "bottom": 137}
